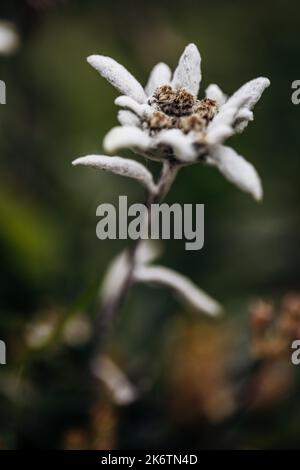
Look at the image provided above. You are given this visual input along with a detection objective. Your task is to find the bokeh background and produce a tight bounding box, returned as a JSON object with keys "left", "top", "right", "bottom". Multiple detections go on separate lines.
{"left": 1, "top": 0, "right": 300, "bottom": 449}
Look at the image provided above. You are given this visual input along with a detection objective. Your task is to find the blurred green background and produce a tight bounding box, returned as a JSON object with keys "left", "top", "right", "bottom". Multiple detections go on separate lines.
{"left": 0, "top": 0, "right": 300, "bottom": 449}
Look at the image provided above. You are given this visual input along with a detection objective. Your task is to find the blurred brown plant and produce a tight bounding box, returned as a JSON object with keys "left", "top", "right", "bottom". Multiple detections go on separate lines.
{"left": 250, "top": 293, "right": 300, "bottom": 360}
{"left": 167, "top": 318, "right": 236, "bottom": 424}
{"left": 166, "top": 294, "right": 300, "bottom": 432}
{"left": 89, "top": 392, "right": 118, "bottom": 450}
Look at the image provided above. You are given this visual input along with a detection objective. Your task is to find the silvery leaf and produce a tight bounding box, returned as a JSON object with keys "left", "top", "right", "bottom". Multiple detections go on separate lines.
{"left": 134, "top": 265, "right": 223, "bottom": 317}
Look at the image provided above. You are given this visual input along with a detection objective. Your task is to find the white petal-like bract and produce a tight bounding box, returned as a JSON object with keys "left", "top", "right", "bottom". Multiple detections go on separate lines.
{"left": 209, "top": 145, "right": 263, "bottom": 201}
{"left": 206, "top": 106, "right": 238, "bottom": 144}
{"left": 134, "top": 265, "right": 223, "bottom": 317}
{"left": 155, "top": 128, "right": 197, "bottom": 162}
{"left": 87, "top": 55, "right": 147, "bottom": 103}
{"left": 115, "top": 95, "right": 152, "bottom": 117}
{"left": 211, "top": 95, "right": 248, "bottom": 131}
{"left": 206, "top": 124, "right": 234, "bottom": 145}
{"left": 226, "top": 77, "right": 270, "bottom": 111}
{"left": 235, "top": 108, "right": 253, "bottom": 122}
{"left": 145, "top": 62, "right": 172, "bottom": 96}
{"left": 234, "top": 109, "right": 254, "bottom": 132}
{"left": 205, "top": 84, "right": 227, "bottom": 106}
{"left": 103, "top": 126, "right": 152, "bottom": 154}
{"left": 72, "top": 154, "right": 156, "bottom": 193}
{"left": 172, "top": 43, "right": 201, "bottom": 96}
{"left": 117, "top": 110, "right": 140, "bottom": 127}
{"left": 225, "top": 77, "right": 270, "bottom": 131}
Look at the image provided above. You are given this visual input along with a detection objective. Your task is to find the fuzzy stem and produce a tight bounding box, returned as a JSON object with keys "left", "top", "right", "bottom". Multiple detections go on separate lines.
{"left": 92, "top": 160, "right": 179, "bottom": 355}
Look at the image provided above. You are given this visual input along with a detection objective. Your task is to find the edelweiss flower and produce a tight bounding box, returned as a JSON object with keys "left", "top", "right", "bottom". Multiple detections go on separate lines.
{"left": 81, "top": 43, "right": 270, "bottom": 200}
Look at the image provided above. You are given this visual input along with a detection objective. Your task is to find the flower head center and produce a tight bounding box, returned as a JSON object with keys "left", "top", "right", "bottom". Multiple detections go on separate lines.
{"left": 146, "top": 85, "right": 218, "bottom": 138}
{"left": 150, "top": 85, "right": 195, "bottom": 116}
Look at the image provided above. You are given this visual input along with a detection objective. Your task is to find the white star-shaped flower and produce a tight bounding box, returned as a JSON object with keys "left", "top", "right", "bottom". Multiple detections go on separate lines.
{"left": 80, "top": 43, "right": 270, "bottom": 201}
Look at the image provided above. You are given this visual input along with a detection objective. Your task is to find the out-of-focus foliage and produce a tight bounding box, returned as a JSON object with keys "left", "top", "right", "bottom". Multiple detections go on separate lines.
{"left": 0, "top": 0, "right": 300, "bottom": 449}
